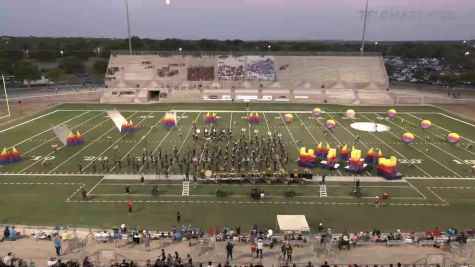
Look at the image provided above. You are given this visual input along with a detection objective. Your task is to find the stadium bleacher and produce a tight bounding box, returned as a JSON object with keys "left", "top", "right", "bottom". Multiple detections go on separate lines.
{"left": 103, "top": 53, "right": 391, "bottom": 104}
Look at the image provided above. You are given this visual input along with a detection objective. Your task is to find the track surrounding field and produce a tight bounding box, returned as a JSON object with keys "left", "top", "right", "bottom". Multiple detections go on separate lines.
{"left": 1, "top": 103, "right": 475, "bottom": 231}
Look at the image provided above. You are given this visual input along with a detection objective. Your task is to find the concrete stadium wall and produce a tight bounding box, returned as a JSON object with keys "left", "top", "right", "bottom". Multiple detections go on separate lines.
{"left": 9, "top": 91, "right": 101, "bottom": 104}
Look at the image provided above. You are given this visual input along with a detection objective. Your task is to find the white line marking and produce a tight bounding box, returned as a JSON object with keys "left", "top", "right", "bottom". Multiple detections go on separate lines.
{"left": 21, "top": 112, "right": 104, "bottom": 155}
{"left": 0, "top": 110, "right": 58, "bottom": 133}
{"left": 47, "top": 112, "right": 140, "bottom": 173}
{"left": 358, "top": 114, "right": 432, "bottom": 177}
{"left": 82, "top": 112, "right": 154, "bottom": 172}
{"left": 7, "top": 111, "right": 91, "bottom": 149}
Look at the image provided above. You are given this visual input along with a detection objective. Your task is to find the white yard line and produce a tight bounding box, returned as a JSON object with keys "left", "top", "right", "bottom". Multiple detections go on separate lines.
{"left": 262, "top": 113, "right": 283, "bottom": 169}
{"left": 407, "top": 113, "right": 475, "bottom": 144}
{"left": 7, "top": 111, "right": 91, "bottom": 149}
{"left": 357, "top": 114, "right": 432, "bottom": 177}
{"left": 82, "top": 112, "right": 154, "bottom": 172}
{"left": 108, "top": 113, "right": 168, "bottom": 173}
{"left": 400, "top": 113, "right": 475, "bottom": 157}
{"left": 21, "top": 112, "right": 104, "bottom": 155}
{"left": 403, "top": 179, "right": 427, "bottom": 199}
{"left": 86, "top": 177, "right": 105, "bottom": 196}
{"left": 425, "top": 187, "right": 449, "bottom": 206}
{"left": 137, "top": 113, "right": 187, "bottom": 173}
{"left": 18, "top": 114, "right": 120, "bottom": 173}
{"left": 166, "top": 113, "right": 201, "bottom": 173}
{"left": 439, "top": 113, "right": 475, "bottom": 128}
{"left": 278, "top": 113, "right": 300, "bottom": 150}
{"left": 46, "top": 112, "right": 140, "bottom": 174}
{"left": 377, "top": 114, "right": 469, "bottom": 176}
{"left": 0, "top": 110, "right": 58, "bottom": 133}
{"left": 294, "top": 113, "right": 343, "bottom": 175}
{"left": 380, "top": 114, "right": 462, "bottom": 177}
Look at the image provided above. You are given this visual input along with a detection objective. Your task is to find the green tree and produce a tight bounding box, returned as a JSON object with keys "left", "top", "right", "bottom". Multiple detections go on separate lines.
{"left": 413, "top": 69, "right": 425, "bottom": 80}
{"left": 439, "top": 73, "right": 459, "bottom": 87}
{"left": 45, "top": 68, "right": 65, "bottom": 83}
{"left": 0, "top": 58, "right": 13, "bottom": 74}
{"left": 13, "top": 61, "right": 41, "bottom": 84}
{"left": 460, "top": 71, "right": 475, "bottom": 84}
{"left": 58, "top": 56, "right": 85, "bottom": 74}
{"left": 92, "top": 59, "right": 109, "bottom": 74}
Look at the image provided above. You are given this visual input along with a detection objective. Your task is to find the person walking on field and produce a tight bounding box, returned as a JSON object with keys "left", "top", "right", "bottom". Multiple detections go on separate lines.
{"left": 225, "top": 241, "right": 234, "bottom": 260}
{"left": 143, "top": 232, "right": 151, "bottom": 252}
{"left": 256, "top": 239, "right": 264, "bottom": 258}
{"left": 176, "top": 211, "right": 181, "bottom": 223}
{"left": 54, "top": 237, "right": 62, "bottom": 256}
{"left": 128, "top": 202, "right": 133, "bottom": 214}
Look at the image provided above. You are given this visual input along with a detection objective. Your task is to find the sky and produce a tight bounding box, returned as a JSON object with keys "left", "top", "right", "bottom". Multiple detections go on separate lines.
{"left": 0, "top": 0, "right": 474, "bottom": 41}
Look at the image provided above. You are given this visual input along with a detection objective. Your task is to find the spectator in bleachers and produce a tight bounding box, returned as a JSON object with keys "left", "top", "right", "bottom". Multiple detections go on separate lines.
{"left": 46, "top": 257, "right": 57, "bottom": 267}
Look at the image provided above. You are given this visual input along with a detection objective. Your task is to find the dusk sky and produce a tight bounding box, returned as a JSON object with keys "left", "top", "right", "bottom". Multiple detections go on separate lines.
{"left": 1, "top": 0, "right": 474, "bottom": 41}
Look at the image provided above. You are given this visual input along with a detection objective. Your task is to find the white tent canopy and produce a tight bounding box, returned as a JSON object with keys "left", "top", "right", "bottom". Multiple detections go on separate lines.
{"left": 277, "top": 215, "right": 310, "bottom": 233}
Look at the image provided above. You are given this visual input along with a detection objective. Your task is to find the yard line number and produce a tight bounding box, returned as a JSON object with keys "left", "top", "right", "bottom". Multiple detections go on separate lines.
{"left": 452, "top": 159, "right": 475, "bottom": 165}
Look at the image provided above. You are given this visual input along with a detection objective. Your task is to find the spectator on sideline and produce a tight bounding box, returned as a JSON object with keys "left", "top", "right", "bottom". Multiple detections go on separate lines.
{"left": 128, "top": 202, "right": 133, "bottom": 214}
{"left": 4, "top": 252, "right": 16, "bottom": 266}
{"left": 54, "top": 237, "right": 62, "bottom": 256}
{"left": 225, "top": 241, "right": 234, "bottom": 260}
{"left": 114, "top": 229, "right": 121, "bottom": 248}
{"left": 287, "top": 244, "right": 293, "bottom": 262}
{"left": 9, "top": 226, "right": 17, "bottom": 240}
{"left": 3, "top": 226, "right": 9, "bottom": 241}
{"left": 257, "top": 239, "right": 264, "bottom": 258}
{"left": 143, "top": 232, "right": 151, "bottom": 252}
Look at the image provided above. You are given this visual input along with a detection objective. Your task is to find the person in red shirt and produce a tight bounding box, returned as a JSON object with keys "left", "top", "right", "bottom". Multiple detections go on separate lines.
{"left": 127, "top": 202, "right": 133, "bottom": 214}
{"left": 434, "top": 227, "right": 441, "bottom": 237}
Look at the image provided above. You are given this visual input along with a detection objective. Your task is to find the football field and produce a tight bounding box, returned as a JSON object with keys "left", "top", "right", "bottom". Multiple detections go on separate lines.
{"left": 1, "top": 103, "right": 475, "bottom": 231}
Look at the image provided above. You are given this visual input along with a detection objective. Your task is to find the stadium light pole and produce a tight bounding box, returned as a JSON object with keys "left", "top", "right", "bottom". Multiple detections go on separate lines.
{"left": 125, "top": 0, "right": 133, "bottom": 55}
{"left": 360, "top": 0, "right": 369, "bottom": 56}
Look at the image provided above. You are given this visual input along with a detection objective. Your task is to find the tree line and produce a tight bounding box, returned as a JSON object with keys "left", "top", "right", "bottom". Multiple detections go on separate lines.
{"left": 0, "top": 36, "right": 473, "bottom": 85}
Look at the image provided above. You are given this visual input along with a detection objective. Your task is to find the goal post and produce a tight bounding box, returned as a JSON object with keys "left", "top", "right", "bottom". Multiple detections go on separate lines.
{"left": 0, "top": 74, "right": 11, "bottom": 120}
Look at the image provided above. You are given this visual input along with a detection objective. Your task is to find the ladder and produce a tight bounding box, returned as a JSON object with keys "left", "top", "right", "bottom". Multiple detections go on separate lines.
{"left": 319, "top": 184, "right": 327, "bottom": 198}
{"left": 182, "top": 181, "right": 190, "bottom": 197}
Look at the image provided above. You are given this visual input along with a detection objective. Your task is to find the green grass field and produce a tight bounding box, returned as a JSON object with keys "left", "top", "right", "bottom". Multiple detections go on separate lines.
{"left": 1, "top": 103, "right": 475, "bottom": 232}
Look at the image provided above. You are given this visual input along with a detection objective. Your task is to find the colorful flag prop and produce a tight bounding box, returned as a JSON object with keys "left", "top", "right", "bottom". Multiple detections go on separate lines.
{"left": 387, "top": 109, "right": 397, "bottom": 118}
{"left": 298, "top": 147, "right": 317, "bottom": 167}
{"left": 339, "top": 144, "right": 351, "bottom": 161}
{"left": 283, "top": 113, "right": 294, "bottom": 123}
{"left": 312, "top": 108, "right": 322, "bottom": 117}
{"left": 420, "top": 120, "right": 432, "bottom": 130}
{"left": 248, "top": 113, "right": 260, "bottom": 124}
{"left": 321, "top": 148, "right": 338, "bottom": 169}
{"left": 365, "top": 147, "right": 383, "bottom": 165}
{"left": 204, "top": 112, "right": 218, "bottom": 124}
{"left": 325, "top": 119, "right": 336, "bottom": 129}
{"left": 345, "top": 109, "right": 356, "bottom": 119}
{"left": 66, "top": 131, "right": 86, "bottom": 146}
{"left": 345, "top": 149, "right": 367, "bottom": 174}
{"left": 447, "top": 133, "right": 460, "bottom": 144}
{"left": 121, "top": 120, "right": 136, "bottom": 133}
{"left": 162, "top": 113, "right": 177, "bottom": 128}
{"left": 378, "top": 156, "right": 403, "bottom": 180}
{"left": 402, "top": 132, "right": 415, "bottom": 144}
{"left": 315, "top": 142, "right": 330, "bottom": 159}
{"left": 75, "top": 131, "right": 85, "bottom": 145}
{"left": 0, "top": 147, "right": 21, "bottom": 164}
